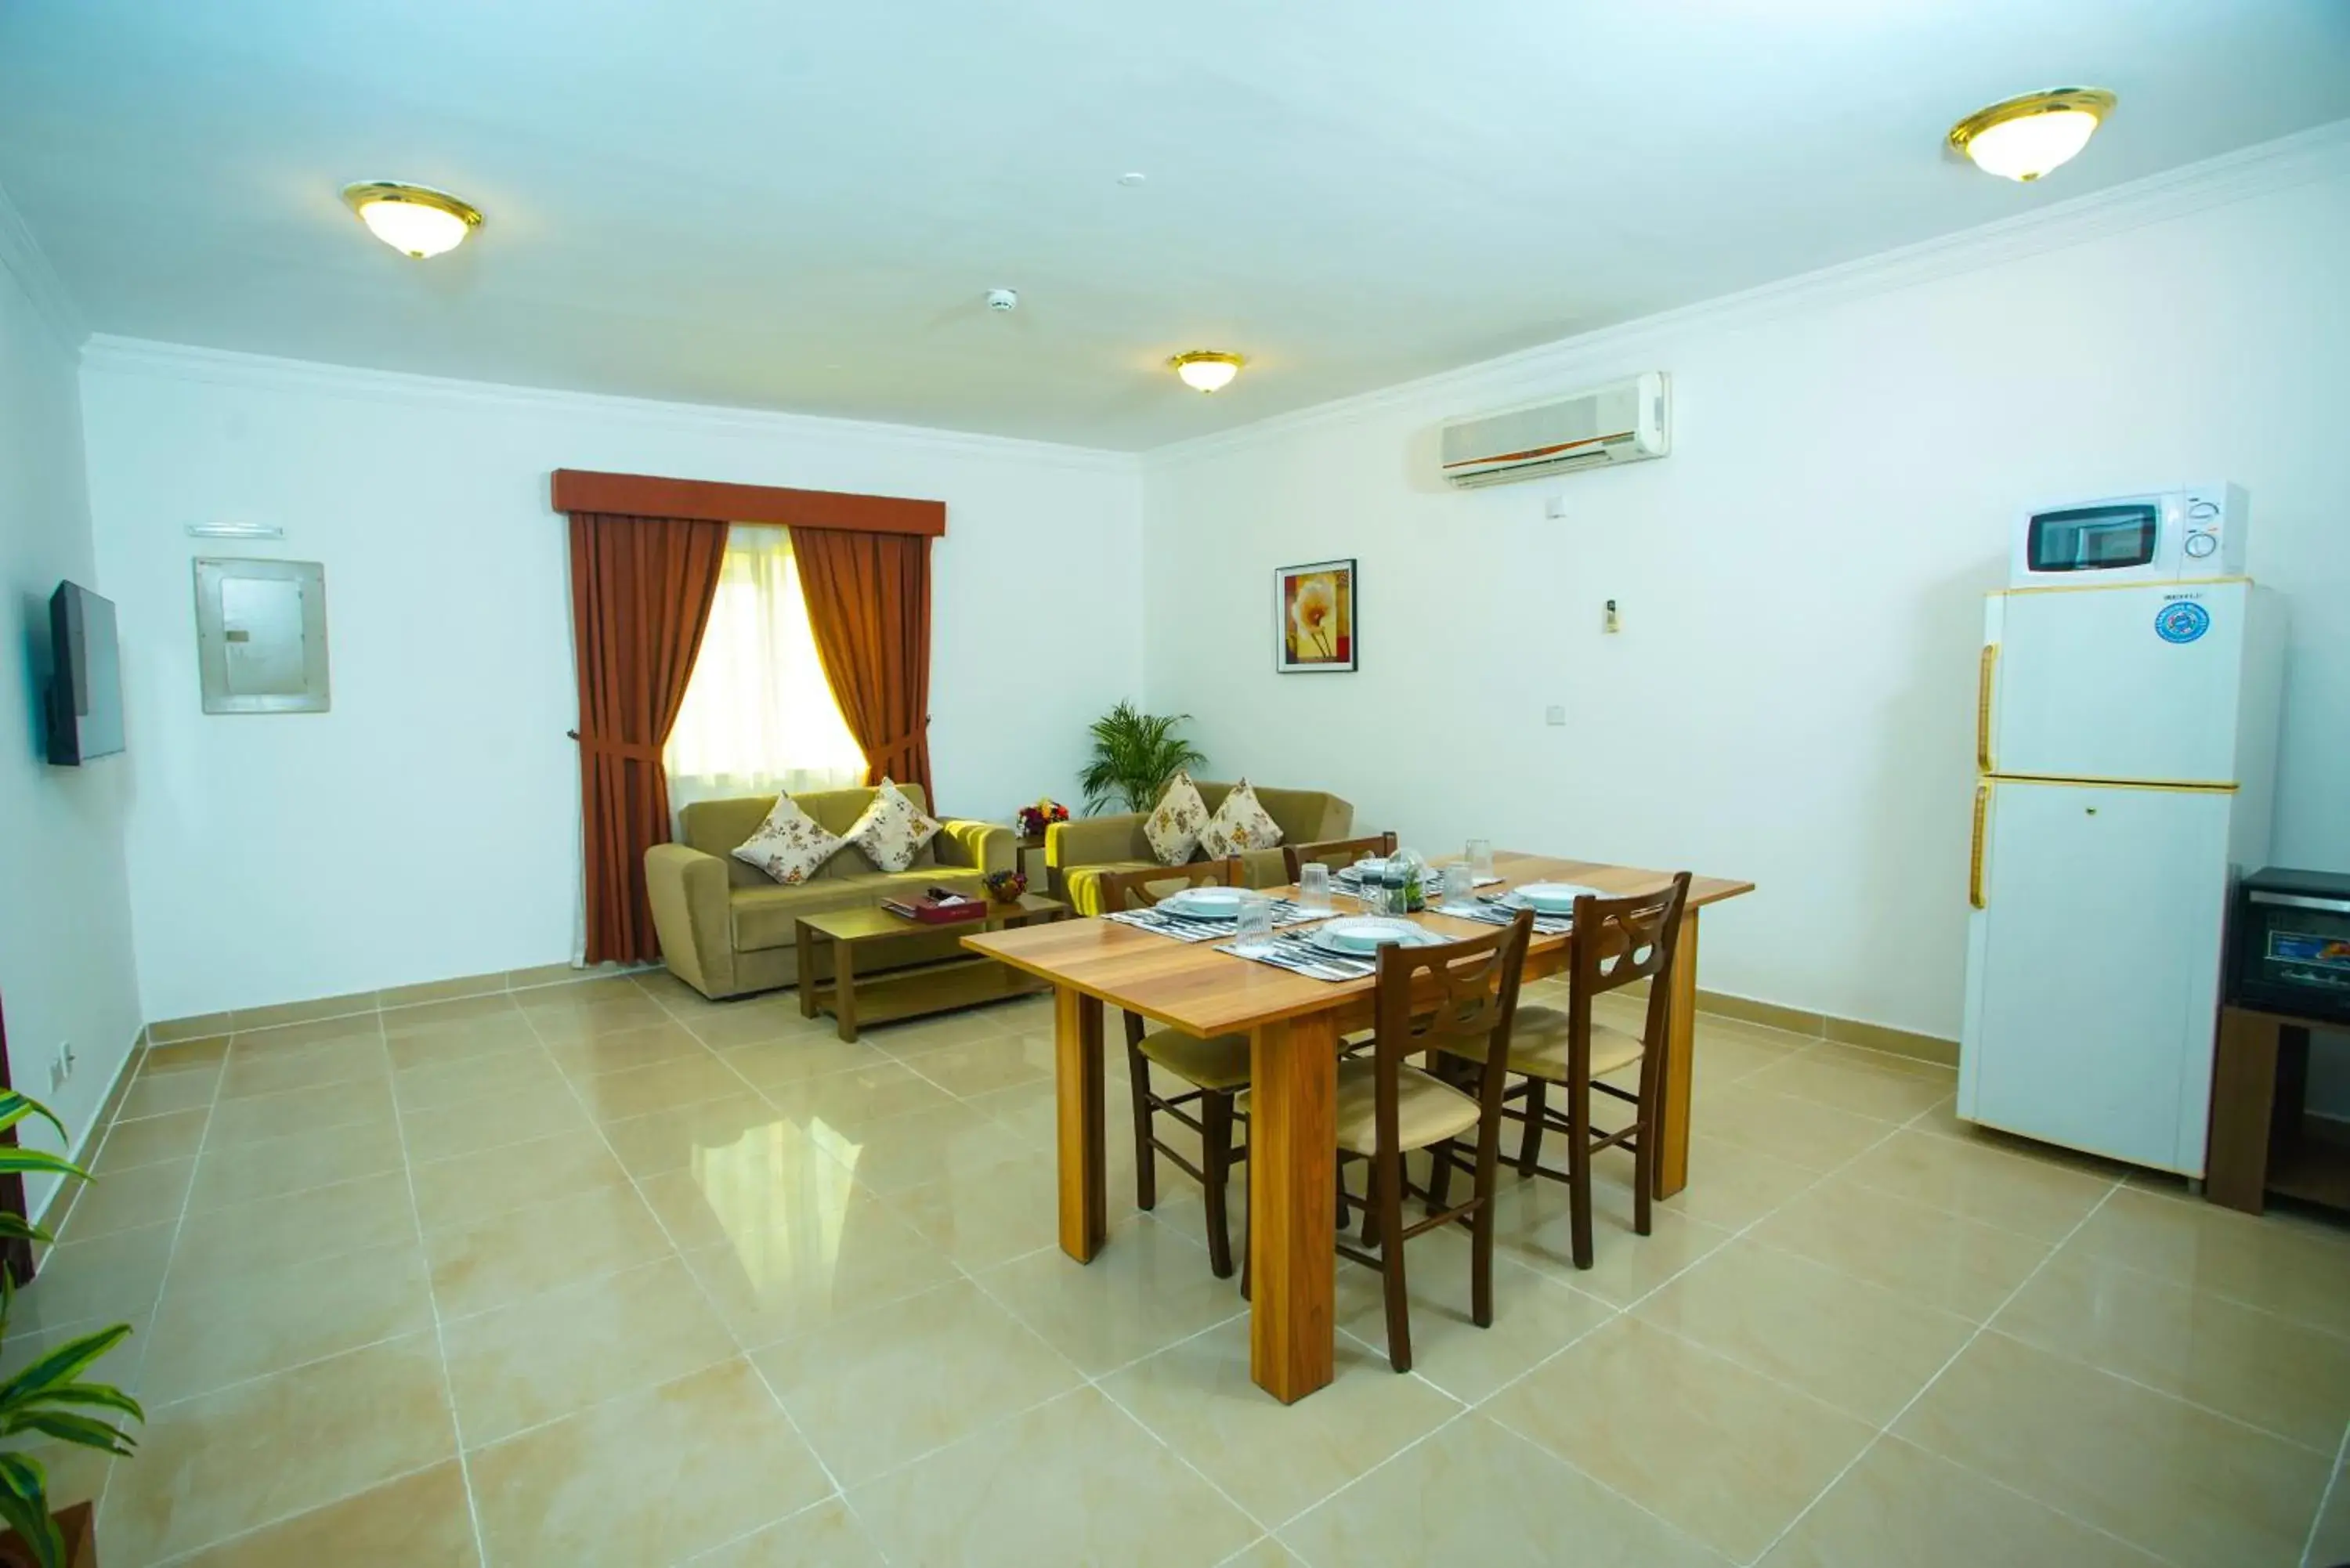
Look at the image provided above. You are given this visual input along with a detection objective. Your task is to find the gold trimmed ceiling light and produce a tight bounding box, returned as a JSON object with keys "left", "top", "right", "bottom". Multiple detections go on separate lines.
{"left": 339, "top": 182, "right": 483, "bottom": 258}
{"left": 1948, "top": 88, "right": 2116, "bottom": 182}
{"left": 1170, "top": 350, "right": 1244, "bottom": 393}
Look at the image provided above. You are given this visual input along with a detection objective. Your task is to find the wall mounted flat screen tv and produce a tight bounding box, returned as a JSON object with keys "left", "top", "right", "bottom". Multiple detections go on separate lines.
{"left": 47, "top": 581, "right": 125, "bottom": 765}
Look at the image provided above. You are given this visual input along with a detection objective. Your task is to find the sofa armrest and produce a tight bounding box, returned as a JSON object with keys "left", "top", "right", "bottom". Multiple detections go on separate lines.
{"left": 1047, "top": 814, "right": 1144, "bottom": 871}
{"left": 935, "top": 818, "right": 1012, "bottom": 876}
{"left": 644, "top": 843, "right": 736, "bottom": 998}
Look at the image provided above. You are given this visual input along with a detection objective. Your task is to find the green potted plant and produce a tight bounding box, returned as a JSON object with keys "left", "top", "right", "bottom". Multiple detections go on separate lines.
{"left": 0, "top": 1089, "right": 143, "bottom": 1568}
{"left": 1078, "top": 703, "right": 1207, "bottom": 815}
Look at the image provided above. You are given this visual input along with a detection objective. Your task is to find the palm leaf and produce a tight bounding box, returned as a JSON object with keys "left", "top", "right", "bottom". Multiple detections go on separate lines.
{"left": 0, "top": 1324, "right": 133, "bottom": 1416}
{"left": 1079, "top": 703, "right": 1208, "bottom": 813}
{"left": 4, "top": 1409, "right": 136, "bottom": 1457}
{"left": 0, "top": 1150, "right": 86, "bottom": 1186}
{"left": 0, "top": 1451, "right": 61, "bottom": 1568}
{"left": 11, "top": 1382, "right": 143, "bottom": 1425}
{"left": 0, "top": 1094, "right": 66, "bottom": 1147}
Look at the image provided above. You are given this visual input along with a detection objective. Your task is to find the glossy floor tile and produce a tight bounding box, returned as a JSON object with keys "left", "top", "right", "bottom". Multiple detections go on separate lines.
{"left": 1893, "top": 1330, "right": 2332, "bottom": 1568}
{"left": 23, "top": 976, "right": 2348, "bottom": 1566}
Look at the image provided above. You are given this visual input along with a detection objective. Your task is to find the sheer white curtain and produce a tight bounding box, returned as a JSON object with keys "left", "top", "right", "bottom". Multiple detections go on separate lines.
{"left": 665, "top": 525, "right": 867, "bottom": 815}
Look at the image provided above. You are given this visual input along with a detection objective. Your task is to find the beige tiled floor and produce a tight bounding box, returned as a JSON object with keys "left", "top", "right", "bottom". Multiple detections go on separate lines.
{"left": 16, "top": 971, "right": 2350, "bottom": 1566}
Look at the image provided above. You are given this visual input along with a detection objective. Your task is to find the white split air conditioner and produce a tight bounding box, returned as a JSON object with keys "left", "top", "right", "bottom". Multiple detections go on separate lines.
{"left": 1438, "top": 372, "right": 1670, "bottom": 489}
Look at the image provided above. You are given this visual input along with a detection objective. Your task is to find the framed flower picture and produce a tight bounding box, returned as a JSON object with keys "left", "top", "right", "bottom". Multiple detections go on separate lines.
{"left": 1275, "top": 558, "right": 1357, "bottom": 674}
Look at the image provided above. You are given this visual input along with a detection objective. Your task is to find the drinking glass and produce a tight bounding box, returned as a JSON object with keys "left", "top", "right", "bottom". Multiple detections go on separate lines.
{"left": 1441, "top": 863, "right": 1475, "bottom": 905}
{"left": 1235, "top": 893, "right": 1274, "bottom": 941}
{"left": 1300, "top": 862, "right": 1333, "bottom": 913}
{"left": 1466, "top": 838, "right": 1495, "bottom": 880}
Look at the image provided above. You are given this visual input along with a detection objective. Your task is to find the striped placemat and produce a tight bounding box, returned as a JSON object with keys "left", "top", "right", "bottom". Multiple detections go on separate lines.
{"left": 1104, "top": 898, "right": 1326, "bottom": 945}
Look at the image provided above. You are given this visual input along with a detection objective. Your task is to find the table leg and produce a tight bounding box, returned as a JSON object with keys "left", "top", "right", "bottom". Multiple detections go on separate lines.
{"left": 1657, "top": 905, "right": 1700, "bottom": 1199}
{"left": 1054, "top": 986, "right": 1107, "bottom": 1263}
{"left": 835, "top": 939, "right": 859, "bottom": 1042}
{"left": 1249, "top": 1010, "right": 1337, "bottom": 1404}
{"left": 796, "top": 924, "right": 818, "bottom": 1019}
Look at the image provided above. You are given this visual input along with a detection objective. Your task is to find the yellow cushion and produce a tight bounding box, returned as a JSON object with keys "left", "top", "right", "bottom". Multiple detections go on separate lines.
{"left": 1505, "top": 1005, "right": 1645, "bottom": 1083}
{"left": 1240, "top": 1060, "right": 1479, "bottom": 1155}
{"left": 1065, "top": 861, "right": 1161, "bottom": 916}
{"left": 1136, "top": 1027, "right": 1252, "bottom": 1093}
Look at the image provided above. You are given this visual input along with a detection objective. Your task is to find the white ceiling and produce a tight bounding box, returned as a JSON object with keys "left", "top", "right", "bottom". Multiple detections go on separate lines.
{"left": 4, "top": 1, "right": 2348, "bottom": 450}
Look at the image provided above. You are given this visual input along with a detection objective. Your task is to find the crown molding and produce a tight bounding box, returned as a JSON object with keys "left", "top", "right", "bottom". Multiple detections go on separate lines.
{"left": 1145, "top": 117, "right": 2350, "bottom": 469}
{"left": 0, "top": 182, "right": 89, "bottom": 356}
{"left": 78, "top": 336, "right": 1144, "bottom": 475}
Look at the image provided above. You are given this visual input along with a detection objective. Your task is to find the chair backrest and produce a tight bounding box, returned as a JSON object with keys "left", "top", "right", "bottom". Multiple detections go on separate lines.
{"left": 1096, "top": 856, "right": 1243, "bottom": 913}
{"left": 1568, "top": 873, "right": 1694, "bottom": 1075}
{"left": 1365, "top": 909, "right": 1536, "bottom": 1147}
{"left": 1280, "top": 832, "right": 1398, "bottom": 884}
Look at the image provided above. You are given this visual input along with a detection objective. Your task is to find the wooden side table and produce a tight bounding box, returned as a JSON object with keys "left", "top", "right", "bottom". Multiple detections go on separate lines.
{"left": 2207, "top": 1004, "right": 2350, "bottom": 1216}
{"left": 1014, "top": 832, "right": 1054, "bottom": 901}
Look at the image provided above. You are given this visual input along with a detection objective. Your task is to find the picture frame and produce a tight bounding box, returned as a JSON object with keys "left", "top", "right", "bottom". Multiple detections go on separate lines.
{"left": 1274, "top": 558, "right": 1358, "bottom": 674}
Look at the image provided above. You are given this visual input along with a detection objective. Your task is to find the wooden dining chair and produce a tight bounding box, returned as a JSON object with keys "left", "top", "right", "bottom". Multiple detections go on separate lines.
{"left": 1279, "top": 832, "right": 1398, "bottom": 884}
{"left": 1243, "top": 909, "right": 1533, "bottom": 1373}
{"left": 1099, "top": 858, "right": 1252, "bottom": 1277}
{"left": 1431, "top": 874, "right": 1691, "bottom": 1271}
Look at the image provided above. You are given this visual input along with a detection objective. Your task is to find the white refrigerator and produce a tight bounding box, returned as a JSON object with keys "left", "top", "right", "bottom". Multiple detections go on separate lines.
{"left": 1958, "top": 577, "right": 2286, "bottom": 1174}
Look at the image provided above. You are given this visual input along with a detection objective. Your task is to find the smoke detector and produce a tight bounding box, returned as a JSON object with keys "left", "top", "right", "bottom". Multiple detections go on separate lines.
{"left": 985, "top": 287, "right": 1019, "bottom": 313}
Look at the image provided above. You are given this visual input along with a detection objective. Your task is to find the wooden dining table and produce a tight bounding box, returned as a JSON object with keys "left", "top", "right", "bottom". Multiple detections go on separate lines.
{"left": 962, "top": 851, "right": 1755, "bottom": 1404}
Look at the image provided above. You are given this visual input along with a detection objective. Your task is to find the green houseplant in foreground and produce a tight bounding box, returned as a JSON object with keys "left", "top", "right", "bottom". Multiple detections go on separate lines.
{"left": 0, "top": 1090, "right": 143, "bottom": 1568}
{"left": 1079, "top": 703, "right": 1207, "bottom": 815}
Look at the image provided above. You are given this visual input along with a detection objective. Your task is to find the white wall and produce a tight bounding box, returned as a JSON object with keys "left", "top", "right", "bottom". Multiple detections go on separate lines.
{"left": 1141, "top": 133, "right": 2350, "bottom": 1042}
{"left": 80, "top": 346, "right": 1144, "bottom": 1022}
{"left": 0, "top": 208, "right": 143, "bottom": 1210}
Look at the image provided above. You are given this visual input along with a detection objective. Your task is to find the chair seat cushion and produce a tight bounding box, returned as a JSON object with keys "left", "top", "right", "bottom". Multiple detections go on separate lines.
{"left": 1136, "top": 1027, "right": 1252, "bottom": 1093}
{"left": 1506, "top": 1006, "right": 1646, "bottom": 1082}
{"left": 1239, "top": 1060, "right": 1478, "bottom": 1155}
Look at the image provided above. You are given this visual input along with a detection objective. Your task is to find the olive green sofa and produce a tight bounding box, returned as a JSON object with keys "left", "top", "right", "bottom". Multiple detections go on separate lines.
{"left": 644, "top": 784, "right": 1012, "bottom": 1000}
{"left": 1046, "top": 782, "right": 1354, "bottom": 915}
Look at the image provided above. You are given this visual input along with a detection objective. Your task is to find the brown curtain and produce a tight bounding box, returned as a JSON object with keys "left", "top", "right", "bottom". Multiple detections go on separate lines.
{"left": 569, "top": 511, "right": 729, "bottom": 963}
{"left": 790, "top": 526, "right": 935, "bottom": 802}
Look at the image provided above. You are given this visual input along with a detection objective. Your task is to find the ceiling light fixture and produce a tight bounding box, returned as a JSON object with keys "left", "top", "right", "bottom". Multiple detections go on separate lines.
{"left": 339, "top": 181, "right": 483, "bottom": 258}
{"left": 1170, "top": 351, "right": 1244, "bottom": 393}
{"left": 1947, "top": 88, "right": 2116, "bottom": 182}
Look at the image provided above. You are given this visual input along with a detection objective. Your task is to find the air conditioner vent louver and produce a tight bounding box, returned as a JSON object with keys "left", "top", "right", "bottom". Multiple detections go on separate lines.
{"left": 1439, "top": 373, "right": 1669, "bottom": 490}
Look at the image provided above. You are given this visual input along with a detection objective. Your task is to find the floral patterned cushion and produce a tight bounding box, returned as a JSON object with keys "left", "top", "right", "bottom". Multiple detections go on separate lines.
{"left": 844, "top": 777, "right": 942, "bottom": 873}
{"left": 1143, "top": 771, "right": 1209, "bottom": 866}
{"left": 731, "top": 792, "right": 845, "bottom": 885}
{"left": 1198, "top": 778, "right": 1285, "bottom": 859}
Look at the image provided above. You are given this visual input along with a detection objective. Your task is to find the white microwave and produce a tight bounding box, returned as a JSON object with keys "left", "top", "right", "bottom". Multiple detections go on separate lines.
{"left": 2011, "top": 482, "right": 2248, "bottom": 587}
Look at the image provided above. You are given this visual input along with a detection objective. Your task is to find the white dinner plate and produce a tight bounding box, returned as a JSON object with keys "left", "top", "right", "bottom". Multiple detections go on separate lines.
{"left": 1501, "top": 881, "right": 1606, "bottom": 915}
{"left": 1308, "top": 916, "right": 1442, "bottom": 956}
{"left": 1160, "top": 887, "right": 1246, "bottom": 918}
{"left": 1347, "top": 857, "right": 1394, "bottom": 878}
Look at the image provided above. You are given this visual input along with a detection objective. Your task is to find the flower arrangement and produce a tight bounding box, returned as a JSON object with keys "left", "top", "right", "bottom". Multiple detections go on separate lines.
{"left": 983, "top": 869, "right": 1029, "bottom": 905}
{"left": 1015, "top": 798, "right": 1069, "bottom": 840}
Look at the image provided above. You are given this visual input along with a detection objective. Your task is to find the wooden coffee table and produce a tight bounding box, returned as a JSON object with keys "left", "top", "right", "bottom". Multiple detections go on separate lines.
{"left": 795, "top": 894, "right": 1067, "bottom": 1042}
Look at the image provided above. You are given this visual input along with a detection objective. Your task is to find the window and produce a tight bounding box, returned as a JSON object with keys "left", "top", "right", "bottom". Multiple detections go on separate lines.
{"left": 665, "top": 526, "right": 867, "bottom": 812}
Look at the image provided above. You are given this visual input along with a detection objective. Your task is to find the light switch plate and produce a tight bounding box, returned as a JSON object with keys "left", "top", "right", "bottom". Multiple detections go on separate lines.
{"left": 1545, "top": 705, "right": 1567, "bottom": 726}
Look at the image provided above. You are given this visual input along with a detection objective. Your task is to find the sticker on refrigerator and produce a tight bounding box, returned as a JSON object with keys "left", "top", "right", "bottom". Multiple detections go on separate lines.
{"left": 2153, "top": 601, "right": 2211, "bottom": 644}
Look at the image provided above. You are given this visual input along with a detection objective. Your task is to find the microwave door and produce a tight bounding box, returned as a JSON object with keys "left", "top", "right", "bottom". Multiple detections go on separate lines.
{"left": 1984, "top": 582, "right": 2244, "bottom": 785}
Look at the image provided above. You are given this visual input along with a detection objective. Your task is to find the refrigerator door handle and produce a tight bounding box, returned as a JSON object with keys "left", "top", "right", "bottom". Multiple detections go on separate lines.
{"left": 1976, "top": 644, "right": 1998, "bottom": 774}
{"left": 1969, "top": 783, "right": 1990, "bottom": 909}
